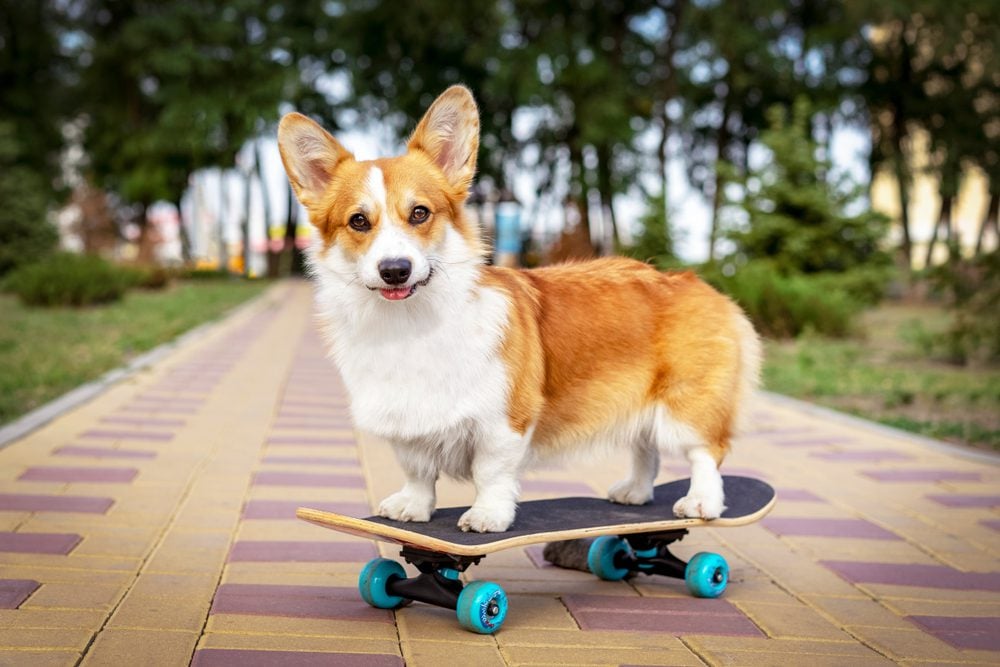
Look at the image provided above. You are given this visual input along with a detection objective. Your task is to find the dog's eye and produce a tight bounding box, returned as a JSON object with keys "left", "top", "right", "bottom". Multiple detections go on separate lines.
{"left": 348, "top": 213, "right": 370, "bottom": 232}
{"left": 409, "top": 206, "right": 430, "bottom": 225}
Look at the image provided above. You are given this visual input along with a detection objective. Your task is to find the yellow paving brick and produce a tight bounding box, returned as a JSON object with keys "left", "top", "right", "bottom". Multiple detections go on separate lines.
{"left": 502, "top": 595, "right": 578, "bottom": 630}
{"left": 734, "top": 601, "right": 855, "bottom": 641}
{"left": 81, "top": 629, "right": 198, "bottom": 667}
{"left": 205, "top": 614, "right": 398, "bottom": 640}
{"left": 396, "top": 605, "right": 498, "bottom": 645}
{"left": 403, "top": 640, "right": 507, "bottom": 667}
{"left": 0, "top": 629, "right": 93, "bottom": 650}
{"left": 684, "top": 636, "right": 890, "bottom": 661}
{"left": 107, "top": 593, "right": 211, "bottom": 632}
{"left": 880, "top": 596, "right": 1000, "bottom": 616}
{"left": 697, "top": 649, "right": 895, "bottom": 666}
{"left": 0, "top": 608, "right": 106, "bottom": 629}
{"left": 22, "top": 581, "right": 129, "bottom": 612}
{"left": 499, "top": 628, "right": 689, "bottom": 650}
{"left": 802, "top": 594, "right": 916, "bottom": 629}
{"left": 197, "top": 631, "right": 401, "bottom": 654}
{"left": 0, "top": 650, "right": 82, "bottom": 667}
{"left": 125, "top": 572, "right": 218, "bottom": 598}
{"left": 1, "top": 566, "right": 132, "bottom": 586}
{"left": 846, "top": 626, "right": 999, "bottom": 664}
{"left": 501, "top": 645, "right": 702, "bottom": 666}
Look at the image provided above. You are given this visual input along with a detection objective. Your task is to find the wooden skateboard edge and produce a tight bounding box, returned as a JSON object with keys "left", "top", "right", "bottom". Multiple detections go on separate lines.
{"left": 296, "top": 491, "right": 776, "bottom": 558}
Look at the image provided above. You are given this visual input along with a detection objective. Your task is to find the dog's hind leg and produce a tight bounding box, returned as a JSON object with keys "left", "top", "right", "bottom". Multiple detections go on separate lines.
{"left": 608, "top": 429, "right": 660, "bottom": 506}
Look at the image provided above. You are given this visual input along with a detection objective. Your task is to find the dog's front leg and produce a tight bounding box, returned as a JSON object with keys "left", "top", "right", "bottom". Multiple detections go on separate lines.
{"left": 457, "top": 428, "right": 528, "bottom": 533}
{"left": 377, "top": 443, "right": 438, "bottom": 523}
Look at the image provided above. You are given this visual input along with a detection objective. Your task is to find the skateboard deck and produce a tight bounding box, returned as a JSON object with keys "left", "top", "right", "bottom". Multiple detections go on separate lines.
{"left": 297, "top": 475, "right": 775, "bottom": 557}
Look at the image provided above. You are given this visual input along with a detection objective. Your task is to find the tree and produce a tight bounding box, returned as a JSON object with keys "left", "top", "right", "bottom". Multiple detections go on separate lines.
{"left": 74, "top": 0, "right": 289, "bottom": 261}
{"left": 0, "top": 0, "right": 65, "bottom": 274}
{"left": 725, "top": 100, "right": 889, "bottom": 275}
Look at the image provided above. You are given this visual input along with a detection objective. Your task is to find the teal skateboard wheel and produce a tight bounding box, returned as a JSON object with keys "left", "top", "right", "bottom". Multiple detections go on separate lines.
{"left": 456, "top": 580, "right": 508, "bottom": 634}
{"left": 359, "top": 558, "right": 407, "bottom": 609}
{"left": 685, "top": 551, "right": 729, "bottom": 598}
{"left": 587, "top": 535, "right": 632, "bottom": 581}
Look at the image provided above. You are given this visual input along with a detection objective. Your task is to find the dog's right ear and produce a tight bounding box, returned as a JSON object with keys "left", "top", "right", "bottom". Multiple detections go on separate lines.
{"left": 277, "top": 113, "right": 354, "bottom": 209}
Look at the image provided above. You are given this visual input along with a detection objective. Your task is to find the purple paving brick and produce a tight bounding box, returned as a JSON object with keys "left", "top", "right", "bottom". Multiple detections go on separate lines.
{"left": 280, "top": 400, "right": 350, "bottom": 410}
{"left": 210, "top": 584, "right": 392, "bottom": 622}
{"left": 907, "top": 615, "right": 1000, "bottom": 651}
{"left": 19, "top": 466, "right": 138, "bottom": 483}
{"left": 774, "top": 488, "right": 825, "bottom": 502}
{"left": 812, "top": 449, "right": 913, "bottom": 462}
{"left": 242, "top": 500, "right": 370, "bottom": 520}
{"left": 266, "top": 436, "right": 356, "bottom": 446}
{"left": 192, "top": 649, "right": 403, "bottom": 667}
{"left": 981, "top": 519, "right": 1000, "bottom": 532}
{"left": 763, "top": 517, "right": 900, "bottom": 540}
{"left": 252, "top": 471, "right": 365, "bottom": 487}
{"left": 862, "top": 469, "right": 982, "bottom": 482}
{"left": 79, "top": 429, "right": 174, "bottom": 442}
{"left": 54, "top": 446, "right": 156, "bottom": 460}
{"left": 99, "top": 416, "right": 186, "bottom": 427}
{"left": 822, "top": 561, "right": 1000, "bottom": 591}
{"left": 228, "top": 540, "right": 376, "bottom": 562}
{"left": 261, "top": 456, "right": 358, "bottom": 466}
{"left": 272, "top": 422, "right": 353, "bottom": 430}
{"left": 0, "top": 579, "right": 40, "bottom": 609}
{"left": 0, "top": 531, "right": 81, "bottom": 554}
{"left": 524, "top": 545, "right": 550, "bottom": 568}
{"left": 926, "top": 494, "right": 1000, "bottom": 508}
{"left": 563, "top": 595, "right": 763, "bottom": 637}
{"left": 0, "top": 494, "right": 113, "bottom": 513}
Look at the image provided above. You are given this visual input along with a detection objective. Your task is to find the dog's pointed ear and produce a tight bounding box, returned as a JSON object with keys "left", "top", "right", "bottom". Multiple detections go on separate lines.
{"left": 407, "top": 85, "right": 480, "bottom": 193}
{"left": 277, "top": 113, "right": 354, "bottom": 209}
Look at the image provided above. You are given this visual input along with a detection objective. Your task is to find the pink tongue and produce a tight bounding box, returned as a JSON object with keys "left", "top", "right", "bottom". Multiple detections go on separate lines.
{"left": 380, "top": 287, "right": 411, "bottom": 301}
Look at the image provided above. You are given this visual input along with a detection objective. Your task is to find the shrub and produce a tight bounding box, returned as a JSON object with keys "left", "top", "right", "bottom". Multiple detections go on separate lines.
{"left": 922, "top": 252, "right": 1000, "bottom": 365}
{"left": 4, "top": 253, "right": 134, "bottom": 306}
{"left": 702, "top": 261, "right": 860, "bottom": 338}
{"left": 120, "top": 264, "right": 173, "bottom": 290}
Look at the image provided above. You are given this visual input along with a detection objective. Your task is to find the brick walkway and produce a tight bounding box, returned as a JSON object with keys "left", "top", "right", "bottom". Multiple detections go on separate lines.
{"left": 1, "top": 281, "right": 998, "bottom": 666}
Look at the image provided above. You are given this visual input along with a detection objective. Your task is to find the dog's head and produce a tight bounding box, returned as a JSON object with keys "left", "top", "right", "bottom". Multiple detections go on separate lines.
{"left": 278, "top": 86, "right": 483, "bottom": 302}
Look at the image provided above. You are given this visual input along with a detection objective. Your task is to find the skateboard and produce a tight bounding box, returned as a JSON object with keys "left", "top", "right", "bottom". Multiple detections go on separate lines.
{"left": 297, "top": 475, "right": 775, "bottom": 634}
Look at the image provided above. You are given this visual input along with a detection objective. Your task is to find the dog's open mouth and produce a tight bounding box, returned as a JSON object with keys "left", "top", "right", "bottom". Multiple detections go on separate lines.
{"left": 375, "top": 270, "right": 433, "bottom": 302}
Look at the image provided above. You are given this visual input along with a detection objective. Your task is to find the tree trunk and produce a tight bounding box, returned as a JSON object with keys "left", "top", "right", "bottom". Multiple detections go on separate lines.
{"left": 217, "top": 170, "right": 229, "bottom": 274}
{"left": 655, "top": 0, "right": 687, "bottom": 204}
{"left": 925, "top": 192, "right": 953, "bottom": 268}
{"left": 975, "top": 190, "right": 999, "bottom": 255}
{"left": 595, "top": 143, "right": 619, "bottom": 254}
{"left": 255, "top": 139, "right": 280, "bottom": 279}
{"left": 568, "top": 141, "right": 594, "bottom": 254}
{"left": 242, "top": 172, "right": 252, "bottom": 278}
{"left": 176, "top": 198, "right": 192, "bottom": 263}
{"left": 892, "top": 147, "right": 913, "bottom": 267}
{"left": 285, "top": 181, "right": 305, "bottom": 275}
{"left": 708, "top": 98, "right": 732, "bottom": 262}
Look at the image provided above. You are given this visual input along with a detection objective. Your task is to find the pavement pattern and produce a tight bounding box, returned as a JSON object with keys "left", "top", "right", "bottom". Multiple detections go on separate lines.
{"left": 1, "top": 280, "right": 998, "bottom": 666}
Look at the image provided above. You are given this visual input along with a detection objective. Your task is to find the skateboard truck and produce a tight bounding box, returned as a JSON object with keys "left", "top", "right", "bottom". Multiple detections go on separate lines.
{"left": 359, "top": 547, "right": 507, "bottom": 634}
{"left": 585, "top": 529, "right": 730, "bottom": 598}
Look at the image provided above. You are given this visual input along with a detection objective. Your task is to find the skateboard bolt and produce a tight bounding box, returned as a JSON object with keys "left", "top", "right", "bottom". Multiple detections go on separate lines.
{"left": 713, "top": 569, "right": 724, "bottom": 583}
{"left": 487, "top": 602, "right": 500, "bottom": 617}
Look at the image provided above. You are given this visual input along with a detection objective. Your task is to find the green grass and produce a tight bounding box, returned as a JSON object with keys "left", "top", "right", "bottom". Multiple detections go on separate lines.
{"left": 0, "top": 279, "right": 268, "bottom": 425}
{"left": 764, "top": 304, "right": 1000, "bottom": 451}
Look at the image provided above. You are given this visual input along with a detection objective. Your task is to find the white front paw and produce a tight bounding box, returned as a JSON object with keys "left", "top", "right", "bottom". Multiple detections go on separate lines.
{"left": 378, "top": 491, "right": 434, "bottom": 523}
{"left": 673, "top": 493, "right": 726, "bottom": 520}
{"left": 608, "top": 479, "right": 654, "bottom": 505}
{"left": 457, "top": 505, "right": 515, "bottom": 533}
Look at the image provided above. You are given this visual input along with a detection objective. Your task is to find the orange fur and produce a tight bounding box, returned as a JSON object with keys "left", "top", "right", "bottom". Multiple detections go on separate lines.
{"left": 482, "top": 258, "right": 753, "bottom": 466}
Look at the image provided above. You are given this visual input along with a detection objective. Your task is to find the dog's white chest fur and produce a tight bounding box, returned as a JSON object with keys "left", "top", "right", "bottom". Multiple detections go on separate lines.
{"left": 318, "top": 280, "right": 511, "bottom": 443}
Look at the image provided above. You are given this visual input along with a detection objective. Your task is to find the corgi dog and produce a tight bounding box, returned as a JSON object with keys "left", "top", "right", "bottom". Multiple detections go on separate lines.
{"left": 277, "top": 86, "right": 761, "bottom": 533}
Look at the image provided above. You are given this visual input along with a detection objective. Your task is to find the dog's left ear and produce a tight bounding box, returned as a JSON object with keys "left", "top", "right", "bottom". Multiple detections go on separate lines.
{"left": 407, "top": 85, "right": 480, "bottom": 194}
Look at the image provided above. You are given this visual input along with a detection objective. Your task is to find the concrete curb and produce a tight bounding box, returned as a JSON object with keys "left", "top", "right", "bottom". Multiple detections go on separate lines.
{"left": 0, "top": 281, "right": 288, "bottom": 451}
{"left": 762, "top": 389, "right": 1000, "bottom": 466}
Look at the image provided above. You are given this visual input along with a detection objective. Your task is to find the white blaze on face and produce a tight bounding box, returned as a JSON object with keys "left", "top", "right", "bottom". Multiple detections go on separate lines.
{"left": 359, "top": 166, "right": 431, "bottom": 288}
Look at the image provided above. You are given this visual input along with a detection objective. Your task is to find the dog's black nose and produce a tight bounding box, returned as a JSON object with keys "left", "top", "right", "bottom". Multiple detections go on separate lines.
{"left": 378, "top": 258, "right": 412, "bottom": 285}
